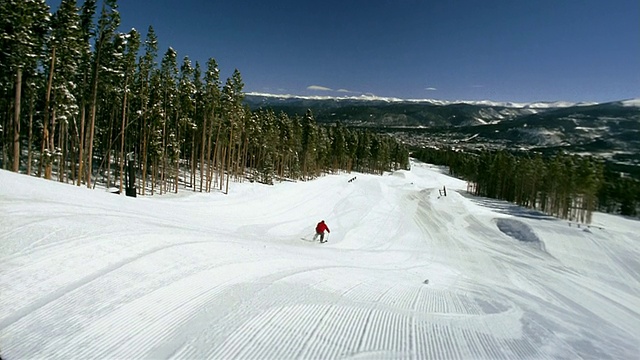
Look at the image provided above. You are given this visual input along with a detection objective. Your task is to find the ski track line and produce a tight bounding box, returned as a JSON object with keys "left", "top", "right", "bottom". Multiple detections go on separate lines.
{"left": 254, "top": 304, "right": 306, "bottom": 358}
{"left": 0, "top": 212, "right": 218, "bottom": 265}
{"left": 5, "top": 254, "right": 232, "bottom": 358}
{"left": 325, "top": 305, "right": 370, "bottom": 358}
{"left": 227, "top": 306, "right": 289, "bottom": 359}
{"left": 102, "top": 279, "right": 237, "bottom": 360}
{"left": 360, "top": 309, "right": 383, "bottom": 353}
{"left": 145, "top": 261, "right": 328, "bottom": 358}
{"left": 197, "top": 266, "right": 351, "bottom": 358}
{"left": 0, "top": 240, "right": 215, "bottom": 332}
{"left": 293, "top": 304, "right": 334, "bottom": 359}
{"left": 590, "top": 232, "right": 640, "bottom": 286}
{"left": 0, "top": 235, "right": 201, "bottom": 316}
{"left": 191, "top": 297, "right": 279, "bottom": 358}
{"left": 449, "top": 323, "right": 467, "bottom": 359}
{"left": 289, "top": 305, "right": 325, "bottom": 358}
{"left": 1, "top": 232, "right": 132, "bottom": 278}
{"left": 57, "top": 260, "right": 269, "bottom": 359}
{"left": 232, "top": 276, "right": 404, "bottom": 360}
{"left": 0, "top": 210, "right": 178, "bottom": 259}
{"left": 207, "top": 267, "right": 333, "bottom": 358}
{"left": 462, "top": 327, "right": 491, "bottom": 359}
{"left": 507, "top": 334, "right": 540, "bottom": 360}
{"left": 353, "top": 308, "right": 375, "bottom": 356}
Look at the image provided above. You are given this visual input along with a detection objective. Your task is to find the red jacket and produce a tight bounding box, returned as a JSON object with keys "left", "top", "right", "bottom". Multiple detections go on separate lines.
{"left": 316, "top": 221, "right": 330, "bottom": 233}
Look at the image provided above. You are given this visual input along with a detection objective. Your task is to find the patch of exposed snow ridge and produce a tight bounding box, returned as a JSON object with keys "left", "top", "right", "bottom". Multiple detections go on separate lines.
{"left": 621, "top": 98, "right": 640, "bottom": 107}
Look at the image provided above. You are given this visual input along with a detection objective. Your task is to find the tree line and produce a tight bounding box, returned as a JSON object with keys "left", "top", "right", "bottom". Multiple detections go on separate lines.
{"left": 412, "top": 147, "right": 639, "bottom": 223}
{"left": 1, "top": 0, "right": 409, "bottom": 195}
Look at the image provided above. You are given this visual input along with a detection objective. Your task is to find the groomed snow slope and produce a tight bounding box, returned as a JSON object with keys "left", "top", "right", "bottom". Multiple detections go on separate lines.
{"left": 1, "top": 161, "right": 639, "bottom": 359}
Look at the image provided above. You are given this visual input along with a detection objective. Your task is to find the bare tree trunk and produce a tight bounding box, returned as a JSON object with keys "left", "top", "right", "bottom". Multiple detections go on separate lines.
{"left": 161, "top": 116, "right": 167, "bottom": 195}
{"left": 12, "top": 68, "right": 22, "bottom": 172}
{"left": 241, "top": 133, "right": 249, "bottom": 182}
{"left": 175, "top": 123, "right": 180, "bottom": 193}
{"left": 69, "top": 131, "right": 76, "bottom": 183}
{"left": 218, "top": 145, "right": 226, "bottom": 191}
{"left": 86, "top": 80, "right": 99, "bottom": 188}
{"left": 225, "top": 125, "right": 233, "bottom": 194}
{"left": 207, "top": 119, "right": 218, "bottom": 192}
{"left": 59, "top": 118, "right": 67, "bottom": 182}
{"left": 49, "top": 105, "right": 58, "bottom": 179}
{"left": 212, "top": 122, "right": 222, "bottom": 191}
{"left": 151, "top": 159, "right": 156, "bottom": 195}
{"left": 191, "top": 130, "right": 196, "bottom": 191}
{"left": 106, "top": 150, "right": 111, "bottom": 189}
{"left": 1, "top": 109, "right": 7, "bottom": 170}
{"left": 119, "top": 87, "right": 128, "bottom": 194}
{"left": 77, "top": 104, "right": 86, "bottom": 186}
{"left": 141, "top": 121, "right": 148, "bottom": 195}
{"left": 27, "top": 98, "right": 34, "bottom": 175}
{"left": 199, "top": 114, "right": 207, "bottom": 192}
{"left": 39, "top": 47, "right": 55, "bottom": 178}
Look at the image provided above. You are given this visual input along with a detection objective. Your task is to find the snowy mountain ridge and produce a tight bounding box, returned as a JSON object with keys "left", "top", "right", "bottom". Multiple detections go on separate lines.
{"left": 245, "top": 91, "right": 600, "bottom": 109}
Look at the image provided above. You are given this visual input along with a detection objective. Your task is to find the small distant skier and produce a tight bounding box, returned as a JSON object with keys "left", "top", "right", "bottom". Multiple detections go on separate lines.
{"left": 314, "top": 220, "right": 330, "bottom": 243}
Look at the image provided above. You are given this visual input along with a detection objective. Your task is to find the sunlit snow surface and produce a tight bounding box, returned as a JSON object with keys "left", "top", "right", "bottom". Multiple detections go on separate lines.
{"left": 1, "top": 161, "right": 639, "bottom": 359}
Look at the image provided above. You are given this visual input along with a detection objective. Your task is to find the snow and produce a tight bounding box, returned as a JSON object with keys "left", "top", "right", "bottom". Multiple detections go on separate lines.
{"left": 621, "top": 98, "right": 640, "bottom": 107}
{"left": 245, "top": 92, "right": 593, "bottom": 108}
{"left": 1, "top": 161, "right": 639, "bottom": 359}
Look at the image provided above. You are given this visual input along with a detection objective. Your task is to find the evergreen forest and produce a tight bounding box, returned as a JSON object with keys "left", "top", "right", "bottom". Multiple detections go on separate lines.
{"left": 412, "top": 147, "right": 640, "bottom": 222}
{"left": 0, "top": 0, "right": 409, "bottom": 195}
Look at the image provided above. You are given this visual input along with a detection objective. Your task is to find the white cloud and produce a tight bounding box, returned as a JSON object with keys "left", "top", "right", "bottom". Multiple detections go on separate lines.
{"left": 425, "top": 87, "right": 437, "bottom": 91}
{"left": 307, "top": 85, "right": 333, "bottom": 91}
{"left": 336, "top": 89, "right": 354, "bottom": 93}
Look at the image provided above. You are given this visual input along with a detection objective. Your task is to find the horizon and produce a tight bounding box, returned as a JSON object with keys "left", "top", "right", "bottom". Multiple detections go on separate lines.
{"left": 244, "top": 91, "right": 640, "bottom": 108}
{"left": 44, "top": 0, "right": 640, "bottom": 104}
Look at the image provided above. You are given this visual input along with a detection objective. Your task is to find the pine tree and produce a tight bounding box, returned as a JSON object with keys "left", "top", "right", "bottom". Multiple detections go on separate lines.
{"left": 118, "top": 28, "right": 140, "bottom": 194}
{"left": 85, "top": 0, "right": 120, "bottom": 188}
{"left": 0, "top": 0, "right": 49, "bottom": 172}
{"left": 136, "top": 26, "right": 158, "bottom": 195}
{"left": 177, "top": 56, "right": 196, "bottom": 192}
{"left": 191, "top": 61, "right": 203, "bottom": 190}
{"left": 202, "top": 58, "right": 221, "bottom": 192}
{"left": 220, "top": 69, "right": 244, "bottom": 193}
{"left": 300, "top": 109, "right": 318, "bottom": 179}
{"left": 74, "top": 0, "right": 96, "bottom": 186}
{"left": 43, "top": 0, "right": 85, "bottom": 181}
{"left": 158, "top": 47, "right": 179, "bottom": 194}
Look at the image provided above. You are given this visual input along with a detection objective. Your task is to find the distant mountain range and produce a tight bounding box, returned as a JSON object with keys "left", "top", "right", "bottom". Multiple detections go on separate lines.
{"left": 244, "top": 93, "right": 640, "bottom": 169}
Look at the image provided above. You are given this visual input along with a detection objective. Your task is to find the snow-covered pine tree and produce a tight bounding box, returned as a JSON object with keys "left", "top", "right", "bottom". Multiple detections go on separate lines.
{"left": 203, "top": 58, "right": 221, "bottom": 192}
{"left": 158, "top": 47, "right": 179, "bottom": 194}
{"left": 300, "top": 109, "right": 318, "bottom": 180}
{"left": 136, "top": 26, "right": 158, "bottom": 195}
{"left": 0, "top": 0, "right": 49, "bottom": 172}
{"left": 176, "top": 56, "right": 196, "bottom": 193}
{"left": 191, "top": 61, "right": 203, "bottom": 190}
{"left": 86, "top": 0, "right": 120, "bottom": 188}
{"left": 118, "top": 28, "right": 140, "bottom": 194}
{"left": 43, "top": 0, "right": 85, "bottom": 181}
{"left": 74, "top": 0, "right": 96, "bottom": 186}
{"left": 220, "top": 70, "right": 245, "bottom": 193}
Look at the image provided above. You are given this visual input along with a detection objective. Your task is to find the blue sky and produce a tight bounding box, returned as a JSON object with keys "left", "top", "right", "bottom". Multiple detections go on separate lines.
{"left": 48, "top": 0, "right": 639, "bottom": 103}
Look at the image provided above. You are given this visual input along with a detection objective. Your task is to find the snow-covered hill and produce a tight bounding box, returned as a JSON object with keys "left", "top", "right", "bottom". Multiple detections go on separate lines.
{"left": 1, "top": 162, "right": 639, "bottom": 359}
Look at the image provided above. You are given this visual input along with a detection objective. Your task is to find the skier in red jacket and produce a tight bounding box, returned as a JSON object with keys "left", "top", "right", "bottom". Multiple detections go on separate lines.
{"left": 314, "top": 220, "right": 330, "bottom": 243}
